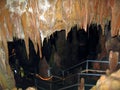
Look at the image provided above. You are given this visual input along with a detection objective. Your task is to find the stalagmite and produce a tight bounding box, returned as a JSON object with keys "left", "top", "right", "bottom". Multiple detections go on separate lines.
{"left": 79, "top": 78, "right": 85, "bottom": 90}
{"left": 109, "top": 51, "right": 119, "bottom": 73}
{"left": 0, "top": 0, "right": 119, "bottom": 43}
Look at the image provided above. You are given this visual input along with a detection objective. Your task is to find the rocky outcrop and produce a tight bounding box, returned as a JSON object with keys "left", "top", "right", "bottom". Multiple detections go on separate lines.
{"left": 91, "top": 69, "right": 120, "bottom": 90}
{"left": 0, "top": 0, "right": 120, "bottom": 59}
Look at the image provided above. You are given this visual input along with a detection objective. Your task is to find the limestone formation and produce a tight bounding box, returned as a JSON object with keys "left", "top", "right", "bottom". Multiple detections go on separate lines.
{"left": 90, "top": 69, "right": 120, "bottom": 90}
{"left": 0, "top": 0, "right": 120, "bottom": 89}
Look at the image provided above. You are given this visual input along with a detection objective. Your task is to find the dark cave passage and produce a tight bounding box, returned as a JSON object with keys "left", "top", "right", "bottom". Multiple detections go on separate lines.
{"left": 42, "top": 24, "right": 102, "bottom": 71}
{"left": 8, "top": 39, "right": 40, "bottom": 89}
{"left": 8, "top": 24, "right": 103, "bottom": 89}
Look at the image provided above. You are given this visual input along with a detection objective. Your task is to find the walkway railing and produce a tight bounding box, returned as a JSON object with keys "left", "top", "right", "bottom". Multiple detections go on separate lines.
{"left": 62, "top": 59, "right": 111, "bottom": 77}
{"left": 58, "top": 71, "right": 103, "bottom": 90}
{"left": 35, "top": 59, "right": 120, "bottom": 90}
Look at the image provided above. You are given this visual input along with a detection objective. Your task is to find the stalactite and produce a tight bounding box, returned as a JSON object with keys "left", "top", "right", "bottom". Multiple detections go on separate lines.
{"left": 29, "top": 12, "right": 42, "bottom": 58}
{"left": 73, "top": 0, "right": 81, "bottom": 30}
{"left": 83, "top": 0, "right": 88, "bottom": 32}
{"left": 1, "top": 0, "right": 120, "bottom": 63}
{"left": 0, "top": 0, "right": 119, "bottom": 63}
{"left": 10, "top": 13, "right": 24, "bottom": 39}
{"left": 21, "top": 12, "right": 29, "bottom": 58}
{"left": 62, "top": 0, "right": 71, "bottom": 37}
{"left": 111, "top": 0, "right": 120, "bottom": 37}
{"left": 0, "top": 0, "right": 119, "bottom": 47}
{"left": 0, "top": 0, "right": 120, "bottom": 89}
{"left": 4, "top": 9, "right": 13, "bottom": 41}
{"left": 53, "top": 0, "right": 66, "bottom": 31}
{"left": 28, "top": 0, "right": 42, "bottom": 58}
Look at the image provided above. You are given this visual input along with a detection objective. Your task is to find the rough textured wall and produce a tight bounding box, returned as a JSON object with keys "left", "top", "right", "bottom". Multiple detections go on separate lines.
{"left": 0, "top": 0, "right": 120, "bottom": 89}
{"left": 0, "top": 0, "right": 120, "bottom": 58}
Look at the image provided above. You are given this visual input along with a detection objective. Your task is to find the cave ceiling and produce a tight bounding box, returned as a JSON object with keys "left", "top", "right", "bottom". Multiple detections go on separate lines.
{"left": 0, "top": 0, "right": 120, "bottom": 58}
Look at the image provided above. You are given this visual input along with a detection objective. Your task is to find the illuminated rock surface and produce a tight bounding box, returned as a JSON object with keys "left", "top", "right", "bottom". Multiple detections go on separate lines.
{"left": 91, "top": 69, "right": 120, "bottom": 90}
{"left": 0, "top": 0, "right": 120, "bottom": 89}
{"left": 0, "top": 0, "right": 120, "bottom": 58}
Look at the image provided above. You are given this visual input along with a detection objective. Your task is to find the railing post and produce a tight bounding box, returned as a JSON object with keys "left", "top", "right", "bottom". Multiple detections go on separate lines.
{"left": 62, "top": 71, "right": 65, "bottom": 85}
{"left": 86, "top": 60, "right": 88, "bottom": 72}
{"left": 34, "top": 68, "right": 37, "bottom": 89}
{"left": 50, "top": 81, "right": 52, "bottom": 90}
{"left": 62, "top": 71, "right": 64, "bottom": 78}
{"left": 78, "top": 73, "right": 80, "bottom": 84}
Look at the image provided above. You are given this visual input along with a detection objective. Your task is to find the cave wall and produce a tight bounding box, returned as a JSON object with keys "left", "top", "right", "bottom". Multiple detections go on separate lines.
{"left": 0, "top": 0, "right": 120, "bottom": 89}
{"left": 0, "top": 0, "right": 120, "bottom": 59}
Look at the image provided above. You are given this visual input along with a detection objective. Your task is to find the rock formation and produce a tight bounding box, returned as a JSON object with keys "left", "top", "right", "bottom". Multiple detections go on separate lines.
{"left": 0, "top": 0, "right": 120, "bottom": 89}
{"left": 91, "top": 69, "right": 120, "bottom": 90}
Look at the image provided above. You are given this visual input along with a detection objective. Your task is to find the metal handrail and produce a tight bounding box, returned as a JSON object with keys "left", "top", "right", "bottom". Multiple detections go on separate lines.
{"left": 79, "top": 72, "right": 103, "bottom": 76}
{"left": 62, "top": 59, "right": 109, "bottom": 77}
{"left": 81, "top": 69, "right": 106, "bottom": 73}
{"left": 58, "top": 72, "right": 102, "bottom": 90}
{"left": 62, "top": 59, "right": 120, "bottom": 76}
{"left": 58, "top": 83, "right": 95, "bottom": 90}
{"left": 35, "top": 59, "right": 120, "bottom": 90}
{"left": 58, "top": 81, "right": 97, "bottom": 90}
{"left": 87, "top": 60, "right": 109, "bottom": 63}
{"left": 37, "top": 86, "right": 46, "bottom": 90}
{"left": 87, "top": 59, "right": 120, "bottom": 64}
{"left": 63, "top": 61, "right": 87, "bottom": 72}
{"left": 58, "top": 83, "right": 79, "bottom": 90}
